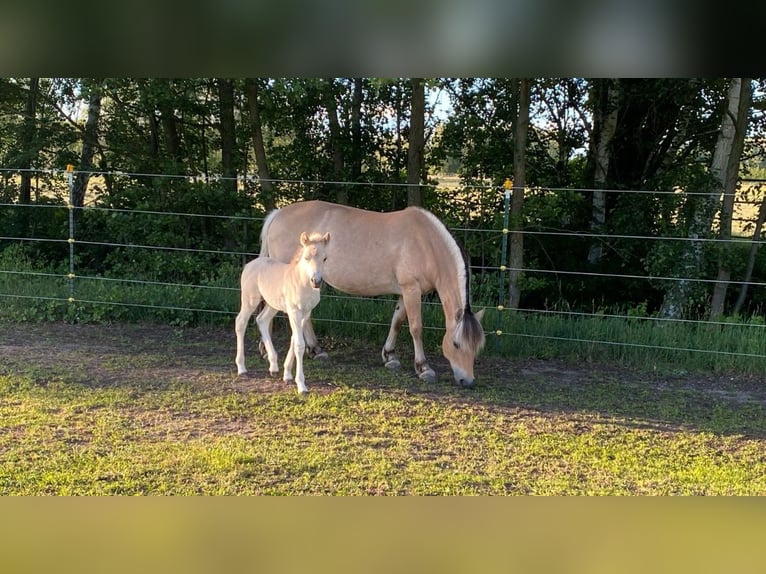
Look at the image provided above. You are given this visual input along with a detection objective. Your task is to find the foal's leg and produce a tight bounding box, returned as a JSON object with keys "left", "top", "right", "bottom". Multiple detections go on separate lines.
{"left": 381, "top": 296, "right": 407, "bottom": 370}
{"left": 284, "top": 309, "right": 309, "bottom": 394}
{"left": 401, "top": 286, "right": 437, "bottom": 383}
{"left": 235, "top": 293, "right": 261, "bottom": 376}
{"left": 255, "top": 305, "right": 280, "bottom": 376}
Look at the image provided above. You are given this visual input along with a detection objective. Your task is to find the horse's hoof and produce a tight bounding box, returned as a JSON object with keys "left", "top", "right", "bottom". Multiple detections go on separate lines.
{"left": 312, "top": 352, "right": 329, "bottom": 361}
{"left": 418, "top": 369, "right": 437, "bottom": 383}
{"left": 459, "top": 379, "right": 476, "bottom": 388}
{"left": 269, "top": 370, "right": 279, "bottom": 378}
{"left": 237, "top": 370, "right": 249, "bottom": 378}
{"left": 384, "top": 359, "right": 401, "bottom": 370}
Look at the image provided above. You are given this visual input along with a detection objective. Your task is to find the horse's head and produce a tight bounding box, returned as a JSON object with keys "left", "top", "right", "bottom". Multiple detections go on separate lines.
{"left": 442, "top": 307, "right": 486, "bottom": 387}
{"left": 298, "top": 231, "right": 330, "bottom": 288}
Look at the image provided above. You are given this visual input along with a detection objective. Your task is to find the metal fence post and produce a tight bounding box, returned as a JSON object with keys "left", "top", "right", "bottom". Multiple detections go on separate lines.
{"left": 66, "top": 165, "right": 75, "bottom": 305}
{"left": 496, "top": 178, "right": 512, "bottom": 347}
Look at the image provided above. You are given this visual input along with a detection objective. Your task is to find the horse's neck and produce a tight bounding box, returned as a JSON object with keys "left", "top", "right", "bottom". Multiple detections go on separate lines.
{"left": 434, "top": 270, "right": 465, "bottom": 328}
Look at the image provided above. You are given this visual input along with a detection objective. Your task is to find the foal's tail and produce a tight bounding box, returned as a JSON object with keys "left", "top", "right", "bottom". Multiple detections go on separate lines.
{"left": 259, "top": 208, "right": 280, "bottom": 257}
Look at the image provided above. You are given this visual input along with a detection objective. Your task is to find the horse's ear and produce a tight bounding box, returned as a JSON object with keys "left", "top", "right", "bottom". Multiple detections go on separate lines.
{"left": 474, "top": 308, "right": 486, "bottom": 323}
{"left": 322, "top": 232, "right": 331, "bottom": 244}
{"left": 299, "top": 232, "right": 310, "bottom": 246}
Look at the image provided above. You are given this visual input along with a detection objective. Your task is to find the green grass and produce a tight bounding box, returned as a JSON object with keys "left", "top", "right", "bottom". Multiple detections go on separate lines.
{"left": 1, "top": 322, "right": 765, "bottom": 495}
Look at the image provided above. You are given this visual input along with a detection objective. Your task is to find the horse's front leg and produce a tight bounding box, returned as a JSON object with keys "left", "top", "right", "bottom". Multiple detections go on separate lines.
{"left": 401, "top": 287, "right": 437, "bottom": 383}
{"left": 255, "top": 305, "right": 280, "bottom": 376}
{"left": 285, "top": 309, "right": 309, "bottom": 394}
{"left": 381, "top": 296, "right": 407, "bottom": 370}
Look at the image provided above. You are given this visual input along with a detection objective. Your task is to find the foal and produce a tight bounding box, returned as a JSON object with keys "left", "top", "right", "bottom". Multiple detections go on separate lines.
{"left": 235, "top": 231, "right": 330, "bottom": 394}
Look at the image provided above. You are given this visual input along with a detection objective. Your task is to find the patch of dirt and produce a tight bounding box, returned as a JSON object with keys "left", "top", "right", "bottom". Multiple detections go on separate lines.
{"left": 2, "top": 321, "right": 766, "bottom": 420}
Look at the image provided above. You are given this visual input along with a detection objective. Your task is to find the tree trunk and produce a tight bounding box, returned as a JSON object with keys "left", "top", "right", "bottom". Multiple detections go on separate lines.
{"left": 156, "top": 79, "right": 183, "bottom": 175}
{"left": 244, "top": 78, "right": 276, "bottom": 211}
{"left": 660, "top": 78, "right": 751, "bottom": 320}
{"left": 508, "top": 79, "right": 531, "bottom": 310}
{"left": 588, "top": 79, "right": 619, "bottom": 264}
{"left": 733, "top": 188, "right": 766, "bottom": 315}
{"left": 18, "top": 78, "right": 40, "bottom": 205}
{"left": 322, "top": 78, "right": 347, "bottom": 204}
{"left": 351, "top": 78, "right": 363, "bottom": 181}
{"left": 709, "top": 78, "right": 751, "bottom": 319}
{"left": 217, "top": 78, "right": 237, "bottom": 195}
{"left": 407, "top": 78, "right": 425, "bottom": 207}
{"left": 72, "top": 80, "right": 103, "bottom": 208}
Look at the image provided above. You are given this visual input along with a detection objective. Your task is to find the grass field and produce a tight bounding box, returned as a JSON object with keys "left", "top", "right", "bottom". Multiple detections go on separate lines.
{"left": 1, "top": 321, "right": 765, "bottom": 495}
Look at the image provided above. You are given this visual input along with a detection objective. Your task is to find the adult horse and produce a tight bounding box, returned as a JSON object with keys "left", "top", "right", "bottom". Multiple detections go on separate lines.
{"left": 258, "top": 200, "right": 485, "bottom": 387}
{"left": 236, "top": 231, "right": 331, "bottom": 394}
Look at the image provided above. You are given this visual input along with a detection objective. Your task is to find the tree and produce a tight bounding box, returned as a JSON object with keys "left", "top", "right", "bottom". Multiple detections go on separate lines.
{"left": 322, "top": 78, "right": 348, "bottom": 204}
{"left": 72, "top": 79, "right": 103, "bottom": 208}
{"left": 709, "top": 78, "right": 752, "bottom": 319}
{"left": 587, "top": 79, "right": 619, "bottom": 264}
{"left": 407, "top": 77, "right": 425, "bottom": 206}
{"left": 508, "top": 79, "right": 531, "bottom": 309}
{"left": 217, "top": 78, "right": 237, "bottom": 195}
{"left": 245, "top": 78, "right": 276, "bottom": 211}
{"left": 18, "top": 78, "right": 39, "bottom": 205}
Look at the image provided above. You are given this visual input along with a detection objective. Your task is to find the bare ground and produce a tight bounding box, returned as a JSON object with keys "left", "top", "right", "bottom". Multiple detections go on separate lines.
{"left": 1, "top": 321, "right": 765, "bottom": 437}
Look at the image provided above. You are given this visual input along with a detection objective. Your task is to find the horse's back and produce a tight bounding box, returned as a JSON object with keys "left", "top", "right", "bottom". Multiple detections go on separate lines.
{"left": 262, "top": 201, "right": 442, "bottom": 296}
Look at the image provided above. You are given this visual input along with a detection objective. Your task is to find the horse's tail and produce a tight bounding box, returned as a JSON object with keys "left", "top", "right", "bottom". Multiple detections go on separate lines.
{"left": 259, "top": 208, "right": 280, "bottom": 257}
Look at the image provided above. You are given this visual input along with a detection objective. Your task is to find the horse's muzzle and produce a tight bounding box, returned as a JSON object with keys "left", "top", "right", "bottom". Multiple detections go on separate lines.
{"left": 310, "top": 277, "right": 324, "bottom": 289}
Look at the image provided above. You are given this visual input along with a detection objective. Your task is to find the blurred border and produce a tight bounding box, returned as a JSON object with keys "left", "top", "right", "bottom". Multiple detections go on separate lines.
{"left": 0, "top": 0, "right": 742, "bottom": 76}
{"left": 1, "top": 497, "right": 765, "bottom": 573}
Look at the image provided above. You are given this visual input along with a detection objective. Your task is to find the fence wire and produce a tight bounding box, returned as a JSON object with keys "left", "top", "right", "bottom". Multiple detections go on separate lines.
{"left": 1, "top": 168, "right": 765, "bottom": 364}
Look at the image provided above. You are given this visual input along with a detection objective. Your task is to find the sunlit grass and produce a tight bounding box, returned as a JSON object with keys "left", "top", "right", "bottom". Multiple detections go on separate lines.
{"left": 1, "top": 323, "right": 765, "bottom": 495}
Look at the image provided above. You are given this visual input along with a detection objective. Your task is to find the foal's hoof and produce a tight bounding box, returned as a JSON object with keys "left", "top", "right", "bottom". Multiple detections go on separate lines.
{"left": 418, "top": 369, "right": 437, "bottom": 383}
{"left": 384, "top": 358, "right": 401, "bottom": 370}
{"left": 312, "top": 352, "right": 329, "bottom": 361}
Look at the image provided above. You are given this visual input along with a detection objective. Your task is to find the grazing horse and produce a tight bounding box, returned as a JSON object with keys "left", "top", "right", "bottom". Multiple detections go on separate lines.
{"left": 235, "top": 231, "right": 331, "bottom": 394}
{"left": 259, "top": 200, "right": 485, "bottom": 387}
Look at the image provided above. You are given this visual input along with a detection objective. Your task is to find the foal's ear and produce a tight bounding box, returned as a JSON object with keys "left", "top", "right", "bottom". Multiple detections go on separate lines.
{"left": 322, "top": 232, "right": 331, "bottom": 244}
{"left": 474, "top": 308, "right": 486, "bottom": 323}
{"left": 299, "top": 232, "right": 310, "bottom": 246}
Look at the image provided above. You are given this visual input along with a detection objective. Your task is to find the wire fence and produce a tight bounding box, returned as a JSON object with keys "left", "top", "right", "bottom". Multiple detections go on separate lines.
{"left": 1, "top": 167, "right": 765, "bottom": 367}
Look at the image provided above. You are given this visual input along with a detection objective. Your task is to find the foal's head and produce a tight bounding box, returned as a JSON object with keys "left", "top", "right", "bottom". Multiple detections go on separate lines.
{"left": 296, "top": 231, "right": 331, "bottom": 288}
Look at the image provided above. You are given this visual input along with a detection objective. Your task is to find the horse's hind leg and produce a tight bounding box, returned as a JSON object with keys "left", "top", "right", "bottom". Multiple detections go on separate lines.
{"left": 381, "top": 296, "right": 407, "bottom": 370}
{"left": 302, "top": 318, "right": 328, "bottom": 360}
{"left": 256, "top": 305, "right": 280, "bottom": 376}
{"left": 235, "top": 293, "right": 260, "bottom": 376}
{"left": 401, "top": 286, "right": 437, "bottom": 383}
